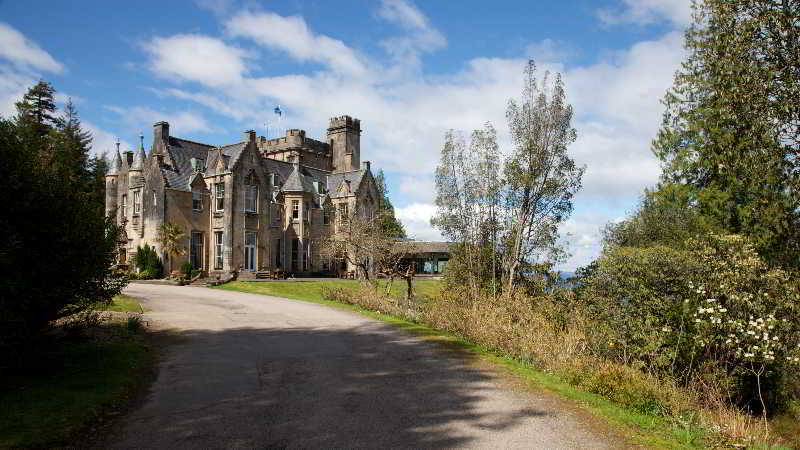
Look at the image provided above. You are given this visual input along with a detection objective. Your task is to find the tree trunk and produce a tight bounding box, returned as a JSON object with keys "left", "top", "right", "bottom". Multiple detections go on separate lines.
{"left": 405, "top": 268, "right": 414, "bottom": 300}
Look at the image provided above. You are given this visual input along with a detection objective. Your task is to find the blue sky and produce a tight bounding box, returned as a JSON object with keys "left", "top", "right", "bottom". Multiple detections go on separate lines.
{"left": 0, "top": 0, "right": 692, "bottom": 270}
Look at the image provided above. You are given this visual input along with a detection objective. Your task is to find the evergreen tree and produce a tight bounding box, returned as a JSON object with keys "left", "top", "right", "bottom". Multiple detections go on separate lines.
{"left": 653, "top": 0, "right": 800, "bottom": 268}
{"left": 14, "top": 80, "right": 58, "bottom": 135}
{"left": 374, "top": 170, "right": 407, "bottom": 238}
{"left": 0, "top": 82, "right": 126, "bottom": 362}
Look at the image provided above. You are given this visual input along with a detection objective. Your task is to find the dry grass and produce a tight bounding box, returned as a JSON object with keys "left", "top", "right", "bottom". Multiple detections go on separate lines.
{"left": 320, "top": 284, "right": 796, "bottom": 447}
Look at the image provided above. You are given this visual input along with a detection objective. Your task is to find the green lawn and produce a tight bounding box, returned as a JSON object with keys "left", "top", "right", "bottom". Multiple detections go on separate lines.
{"left": 218, "top": 278, "right": 441, "bottom": 303}
{"left": 0, "top": 326, "right": 154, "bottom": 448}
{"left": 104, "top": 294, "right": 145, "bottom": 313}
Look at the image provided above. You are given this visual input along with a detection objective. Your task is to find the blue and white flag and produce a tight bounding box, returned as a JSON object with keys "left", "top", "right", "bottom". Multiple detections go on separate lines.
{"left": 274, "top": 105, "right": 282, "bottom": 117}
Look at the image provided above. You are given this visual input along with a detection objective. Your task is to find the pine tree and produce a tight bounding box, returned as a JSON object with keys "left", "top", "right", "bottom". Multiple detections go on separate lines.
{"left": 14, "top": 80, "right": 58, "bottom": 135}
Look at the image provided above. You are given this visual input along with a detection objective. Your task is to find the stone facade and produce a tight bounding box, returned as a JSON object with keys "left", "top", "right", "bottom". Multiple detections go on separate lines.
{"left": 105, "top": 115, "right": 378, "bottom": 277}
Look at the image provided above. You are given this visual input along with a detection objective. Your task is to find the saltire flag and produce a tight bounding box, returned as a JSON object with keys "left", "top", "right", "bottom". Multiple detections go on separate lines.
{"left": 274, "top": 105, "right": 282, "bottom": 117}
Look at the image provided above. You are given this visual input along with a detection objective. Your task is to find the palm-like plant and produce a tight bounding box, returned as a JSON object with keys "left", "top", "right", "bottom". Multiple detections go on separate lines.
{"left": 156, "top": 222, "right": 186, "bottom": 277}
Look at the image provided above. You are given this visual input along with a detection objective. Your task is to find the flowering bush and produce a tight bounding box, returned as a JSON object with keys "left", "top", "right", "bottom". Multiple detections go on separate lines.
{"left": 682, "top": 235, "right": 800, "bottom": 413}
{"left": 583, "top": 234, "right": 800, "bottom": 414}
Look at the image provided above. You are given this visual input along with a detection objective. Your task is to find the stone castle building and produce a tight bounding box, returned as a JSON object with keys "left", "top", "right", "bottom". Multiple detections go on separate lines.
{"left": 105, "top": 115, "right": 379, "bottom": 277}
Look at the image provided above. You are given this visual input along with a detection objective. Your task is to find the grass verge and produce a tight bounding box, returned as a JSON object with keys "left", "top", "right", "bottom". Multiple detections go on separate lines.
{"left": 219, "top": 279, "right": 441, "bottom": 302}
{"left": 104, "top": 294, "right": 146, "bottom": 313}
{"left": 0, "top": 321, "right": 156, "bottom": 448}
{"left": 216, "top": 281, "right": 707, "bottom": 449}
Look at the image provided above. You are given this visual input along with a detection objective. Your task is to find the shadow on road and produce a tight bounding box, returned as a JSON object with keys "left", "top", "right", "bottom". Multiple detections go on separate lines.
{"left": 115, "top": 322, "right": 548, "bottom": 448}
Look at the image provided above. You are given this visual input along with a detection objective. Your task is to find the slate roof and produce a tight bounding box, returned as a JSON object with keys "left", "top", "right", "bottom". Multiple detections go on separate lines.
{"left": 266, "top": 159, "right": 329, "bottom": 194}
{"left": 327, "top": 170, "right": 367, "bottom": 198}
{"left": 160, "top": 137, "right": 214, "bottom": 191}
{"left": 396, "top": 241, "right": 453, "bottom": 254}
{"left": 137, "top": 132, "right": 369, "bottom": 199}
{"left": 108, "top": 150, "right": 122, "bottom": 176}
{"left": 130, "top": 146, "right": 146, "bottom": 171}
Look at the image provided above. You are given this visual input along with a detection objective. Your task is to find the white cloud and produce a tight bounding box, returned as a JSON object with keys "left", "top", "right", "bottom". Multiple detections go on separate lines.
{"left": 0, "top": 22, "right": 64, "bottom": 73}
{"left": 394, "top": 203, "right": 442, "bottom": 241}
{"left": 597, "top": 0, "right": 692, "bottom": 27}
{"left": 225, "top": 11, "right": 367, "bottom": 77}
{"left": 143, "top": 34, "right": 250, "bottom": 87}
{"left": 146, "top": 87, "right": 257, "bottom": 122}
{"left": 105, "top": 105, "right": 215, "bottom": 136}
{"left": 377, "top": 0, "right": 446, "bottom": 69}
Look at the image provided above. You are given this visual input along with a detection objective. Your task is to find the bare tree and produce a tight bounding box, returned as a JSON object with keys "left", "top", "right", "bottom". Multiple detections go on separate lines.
{"left": 503, "top": 60, "right": 584, "bottom": 292}
{"left": 321, "top": 206, "right": 384, "bottom": 283}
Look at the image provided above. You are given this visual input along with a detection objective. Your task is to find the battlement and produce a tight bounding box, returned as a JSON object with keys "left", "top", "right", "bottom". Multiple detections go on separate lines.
{"left": 328, "top": 115, "right": 361, "bottom": 132}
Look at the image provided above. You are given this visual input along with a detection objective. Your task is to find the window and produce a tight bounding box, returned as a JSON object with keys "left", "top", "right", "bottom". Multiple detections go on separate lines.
{"left": 120, "top": 194, "right": 127, "bottom": 219}
{"left": 215, "top": 183, "right": 225, "bottom": 211}
{"left": 291, "top": 239, "right": 299, "bottom": 271}
{"left": 292, "top": 200, "right": 299, "bottom": 220}
{"left": 245, "top": 184, "right": 257, "bottom": 213}
{"left": 214, "top": 231, "right": 224, "bottom": 269}
{"left": 337, "top": 203, "right": 348, "bottom": 224}
{"left": 323, "top": 207, "right": 330, "bottom": 225}
{"left": 305, "top": 241, "right": 311, "bottom": 271}
{"left": 275, "top": 239, "right": 282, "bottom": 268}
{"left": 190, "top": 158, "right": 204, "bottom": 172}
{"left": 192, "top": 190, "right": 203, "bottom": 211}
{"left": 304, "top": 202, "right": 310, "bottom": 223}
{"left": 271, "top": 203, "right": 280, "bottom": 226}
{"left": 133, "top": 190, "right": 141, "bottom": 214}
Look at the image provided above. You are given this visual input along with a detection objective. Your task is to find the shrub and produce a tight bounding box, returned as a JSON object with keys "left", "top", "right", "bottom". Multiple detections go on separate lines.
{"left": 133, "top": 244, "right": 163, "bottom": 279}
{"left": 582, "top": 234, "right": 800, "bottom": 414}
{"left": 180, "top": 261, "right": 193, "bottom": 280}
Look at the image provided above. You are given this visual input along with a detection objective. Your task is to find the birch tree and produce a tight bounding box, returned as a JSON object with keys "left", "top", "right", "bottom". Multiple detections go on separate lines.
{"left": 503, "top": 60, "right": 584, "bottom": 292}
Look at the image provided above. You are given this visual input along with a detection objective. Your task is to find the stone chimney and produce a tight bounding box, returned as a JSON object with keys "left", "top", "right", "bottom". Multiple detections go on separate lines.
{"left": 152, "top": 122, "right": 172, "bottom": 166}
{"left": 245, "top": 129, "right": 256, "bottom": 144}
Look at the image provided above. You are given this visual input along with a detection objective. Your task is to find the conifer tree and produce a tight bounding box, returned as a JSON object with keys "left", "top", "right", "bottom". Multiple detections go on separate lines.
{"left": 14, "top": 80, "right": 57, "bottom": 134}
{"left": 653, "top": 0, "right": 800, "bottom": 268}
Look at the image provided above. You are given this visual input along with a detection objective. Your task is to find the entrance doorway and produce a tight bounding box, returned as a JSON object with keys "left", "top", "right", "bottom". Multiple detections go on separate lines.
{"left": 245, "top": 231, "right": 257, "bottom": 271}
{"left": 190, "top": 232, "right": 203, "bottom": 270}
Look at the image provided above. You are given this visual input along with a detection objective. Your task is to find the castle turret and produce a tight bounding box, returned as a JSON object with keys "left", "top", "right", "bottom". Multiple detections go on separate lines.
{"left": 327, "top": 115, "right": 361, "bottom": 173}
{"left": 131, "top": 133, "right": 146, "bottom": 171}
{"left": 105, "top": 144, "right": 121, "bottom": 218}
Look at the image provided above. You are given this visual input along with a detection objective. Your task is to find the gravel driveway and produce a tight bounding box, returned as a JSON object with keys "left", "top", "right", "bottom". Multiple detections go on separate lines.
{"left": 111, "top": 283, "right": 621, "bottom": 449}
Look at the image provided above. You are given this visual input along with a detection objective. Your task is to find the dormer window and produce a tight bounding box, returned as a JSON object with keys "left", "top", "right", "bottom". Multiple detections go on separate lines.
{"left": 292, "top": 200, "right": 299, "bottom": 221}
{"left": 190, "top": 158, "right": 204, "bottom": 172}
{"left": 192, "top": 190, "right": 203, "bottom": 211}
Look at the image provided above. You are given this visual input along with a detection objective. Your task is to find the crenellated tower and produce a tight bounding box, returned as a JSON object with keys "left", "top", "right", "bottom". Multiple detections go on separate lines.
{"left": 327, "top": 115, "right": 361, "bottom": 173}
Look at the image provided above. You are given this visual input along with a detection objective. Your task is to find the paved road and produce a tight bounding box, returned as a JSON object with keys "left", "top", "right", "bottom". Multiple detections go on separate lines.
{"left": 113, "top": 283, "right": 620, "bottom": 449}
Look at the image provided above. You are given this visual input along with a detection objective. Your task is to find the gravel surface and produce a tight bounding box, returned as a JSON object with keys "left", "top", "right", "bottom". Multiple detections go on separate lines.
{"left": 112, "top": 284, "right": 620, "bottom": 449}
